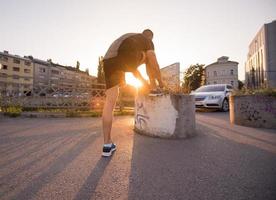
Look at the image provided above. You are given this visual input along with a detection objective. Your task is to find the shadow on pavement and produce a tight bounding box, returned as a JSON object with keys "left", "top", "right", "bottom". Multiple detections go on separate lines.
{"left": 73, "top": 157, "right": 112, "bottom": 200}
{"left": 127, "top": 124, "right": 276, "bottom": 200}
{"left": 10, "top": 133, "right": 99, "bottom": 200}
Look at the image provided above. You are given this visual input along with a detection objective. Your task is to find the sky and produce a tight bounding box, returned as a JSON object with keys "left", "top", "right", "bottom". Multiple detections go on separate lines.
{"left": 1, "top": 0, "right": 276, "bottom": 81}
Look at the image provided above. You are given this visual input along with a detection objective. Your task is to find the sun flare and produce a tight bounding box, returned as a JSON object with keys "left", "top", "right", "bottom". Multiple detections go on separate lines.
{"left": 125, "top": 65, "right": 149, "bottom": 88}
{"left": 125, "top": 73, "right": 142, "bottom": 88}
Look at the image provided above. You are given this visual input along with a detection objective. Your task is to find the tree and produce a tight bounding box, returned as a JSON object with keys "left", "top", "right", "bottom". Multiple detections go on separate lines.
{"left": 76, "top": 61, "right": 80, "bottom": 70}
{"left": 97, "top": 56, "right": 105, "bottom": 83}
{"left": 85, "top": 68, "right": 89, "bottom": 74}
{"left": 182, "top": 64, "right": 205, "bottom": 93}
{"left": 238, "top": 80, "right": 244, "bottom": 90}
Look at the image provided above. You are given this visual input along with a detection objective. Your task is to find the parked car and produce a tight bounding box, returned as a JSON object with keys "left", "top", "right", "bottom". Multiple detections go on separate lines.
{"left": 191, "top": 84, "right": 234, "bottom": 112}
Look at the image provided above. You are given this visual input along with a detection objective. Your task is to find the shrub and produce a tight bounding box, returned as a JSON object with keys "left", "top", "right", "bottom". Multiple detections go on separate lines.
{"left": 3, "top": 106, "right": 22, "bottom": 117}
{"left": 232, "top": 88, "right": 276, "bottom": 97}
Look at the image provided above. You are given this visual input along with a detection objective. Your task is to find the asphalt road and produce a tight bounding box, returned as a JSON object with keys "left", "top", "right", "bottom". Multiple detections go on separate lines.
{"left": 0, "top": 112, "right": 276, "bottom": 200}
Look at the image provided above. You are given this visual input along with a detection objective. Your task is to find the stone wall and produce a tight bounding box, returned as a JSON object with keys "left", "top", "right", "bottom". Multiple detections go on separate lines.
{"left": 230, "top": 95, "right": 276, "bottom": 129}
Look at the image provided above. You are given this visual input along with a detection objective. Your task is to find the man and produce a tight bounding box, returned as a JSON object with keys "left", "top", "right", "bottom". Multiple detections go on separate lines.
{"left": 102, "top": 29, "right": 163, "bottom": 157}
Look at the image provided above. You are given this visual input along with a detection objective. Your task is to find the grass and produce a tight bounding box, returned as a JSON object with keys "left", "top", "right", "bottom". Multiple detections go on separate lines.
{"left": 1, "top": 105, "right": 134, "bottom": 118}
{"left": 2, "top": 106, "right": 22, "bottom": 117}
{"left": 232, "top": 88, "right": 276, "bottom": 97}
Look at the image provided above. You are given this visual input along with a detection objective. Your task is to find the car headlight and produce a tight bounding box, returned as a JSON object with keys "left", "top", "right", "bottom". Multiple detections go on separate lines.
{"left": 209, "top": 95, "right": 222, "bottom": 100}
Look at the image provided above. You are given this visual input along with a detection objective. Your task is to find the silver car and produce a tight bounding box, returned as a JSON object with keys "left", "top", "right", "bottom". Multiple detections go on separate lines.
{"left": 191, "top": 84, "right": 233, "bottom": 112}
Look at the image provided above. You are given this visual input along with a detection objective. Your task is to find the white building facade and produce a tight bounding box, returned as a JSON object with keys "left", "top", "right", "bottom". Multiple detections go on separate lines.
{"left": 205, "top": 56, "right": 238, "bottom": 88}
{"left": 245, "top": 20, "right": 276, "bottom": 89}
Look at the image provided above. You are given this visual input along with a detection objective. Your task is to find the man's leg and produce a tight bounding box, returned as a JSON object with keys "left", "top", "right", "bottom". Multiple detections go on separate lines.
{"left": 102, "top": 85, "right": 119, "bottom": 144}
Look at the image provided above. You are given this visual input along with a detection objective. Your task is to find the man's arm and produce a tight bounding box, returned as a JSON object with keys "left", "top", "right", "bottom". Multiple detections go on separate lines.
{"left": 132, "top": 69, "right": 148, "bottom": 85}
{"left": 145, "top": 50, "right": 164, "bottom": 88}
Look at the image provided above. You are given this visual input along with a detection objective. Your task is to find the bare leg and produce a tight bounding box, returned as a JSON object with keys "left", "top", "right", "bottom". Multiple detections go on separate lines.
{"left": 102, "top": 85, "right": 119, "bottom": 144}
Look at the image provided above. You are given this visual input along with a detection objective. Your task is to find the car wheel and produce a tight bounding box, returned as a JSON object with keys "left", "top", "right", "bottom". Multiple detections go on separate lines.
{"left": 221, "top": 98, "right": 229, "bottom": 112}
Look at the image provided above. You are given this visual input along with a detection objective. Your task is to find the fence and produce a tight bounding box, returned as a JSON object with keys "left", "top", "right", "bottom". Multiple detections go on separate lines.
{"left": 0, "top": 84, "right": 107, "bottom": 110}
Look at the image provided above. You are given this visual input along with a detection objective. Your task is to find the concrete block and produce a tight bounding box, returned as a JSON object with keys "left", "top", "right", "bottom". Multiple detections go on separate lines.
{"left": 134, "top": 94, "right": 196, "bottom": 138}
{"left": 230, "top": 95, "right": 276, "bottom": 129}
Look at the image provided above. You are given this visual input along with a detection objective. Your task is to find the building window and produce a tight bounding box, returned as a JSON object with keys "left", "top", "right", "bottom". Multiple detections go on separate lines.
{"left": 214, "top": 81, "right": 217, "bottom": 84}
{"left": 2, "top": 65, "right": 8, "bottom": 70}
{"left": 0, "top": 56, "right": 8, "bottom": 62}
{"left": 51, "top": 77, "right": 59, "bottom": 80}
{"left": 24, "top": 78, "right": 30, "bottom": 81}
{"left": 51, "top": 70, "right": 60, "bottom": 75}
{"left": 214, "top": 71, "right": 217, "bottom": 76}
{"left": 230, "top": 69, "right": 234, "bottom": 75}
{"left": 39, "top": 75, "right": 45, "bottom": 79}
{"left": 13, "top": 75, "right": 20, "bottom": 79}
{"left": 0, "top": 73, "right": 8, "bottom": 78}
{"left": 25, "top": 61, "right": 31, "bottom": 66}
{"left": 13, "top": 58, "right": 20, "bottom": 64}
{"left": 24, "top": 69, "right": 31, "bottom": 73}
{"left": 13, "top": 67, "right": 20, "bottom": 72}
{"left": 39, "top": 68, "right": 46, "bottom": 73}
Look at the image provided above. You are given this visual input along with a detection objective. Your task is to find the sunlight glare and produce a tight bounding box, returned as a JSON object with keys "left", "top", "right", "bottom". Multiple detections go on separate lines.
{"left": 125, "top": 73, "right": 142, "bottom": 88}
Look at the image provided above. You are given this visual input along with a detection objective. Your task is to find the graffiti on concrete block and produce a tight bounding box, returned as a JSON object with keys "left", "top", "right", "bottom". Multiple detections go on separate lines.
{"left": 135, "top": 101, "right": 149, "bottom": 129}
{"left": 240, "top": 101, "right": 263, "bottom": 122}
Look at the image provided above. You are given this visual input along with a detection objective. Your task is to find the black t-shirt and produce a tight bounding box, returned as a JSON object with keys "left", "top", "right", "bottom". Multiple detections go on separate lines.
{"left": 103, "top": 33, "right": 154, "bottom": 72}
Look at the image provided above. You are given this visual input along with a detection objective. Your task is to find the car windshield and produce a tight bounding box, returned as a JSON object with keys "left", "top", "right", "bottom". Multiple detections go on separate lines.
{"left": 195, "top": 85, "right": 225, "bottom": 92}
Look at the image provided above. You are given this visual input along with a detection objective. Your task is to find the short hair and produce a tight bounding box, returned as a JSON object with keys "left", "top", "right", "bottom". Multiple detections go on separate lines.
{"left": 142, "top": 29, "right": 154, "bottom": 38}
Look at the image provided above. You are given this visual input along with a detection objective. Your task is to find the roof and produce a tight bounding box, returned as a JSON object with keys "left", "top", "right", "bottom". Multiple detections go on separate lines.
{"left": 32, "top": 58, "right": 50, "bottom": 66}
{"left": 0, "top": 51, "right": 31, "bottom": 62}
{"left": 205, "top": 56, "right": 238, "bottom": 69}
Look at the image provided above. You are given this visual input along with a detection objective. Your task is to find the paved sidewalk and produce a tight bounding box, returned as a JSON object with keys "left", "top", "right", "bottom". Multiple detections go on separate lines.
{"left": 0, "top": 113, "right": 276, "bottom": 200}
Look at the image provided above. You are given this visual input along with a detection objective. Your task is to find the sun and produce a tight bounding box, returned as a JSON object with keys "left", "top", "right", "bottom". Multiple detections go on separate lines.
{"left": 125, "top": 73, "right": 142, "bottom": 88}
{"left": 125, "top": 65, "right": 149, "bottom": 88}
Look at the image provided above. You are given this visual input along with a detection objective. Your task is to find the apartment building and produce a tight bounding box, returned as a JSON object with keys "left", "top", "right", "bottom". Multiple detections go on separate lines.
{"left": 1, "top": 50, "right": 98, "bottom": 96}
{"left": 205, "top": 56, "right": 238, "bottom": 88}
{"left": 53, "top": 64, "right": 97, "bottom": 89}
{"left": 0, "top": 51, "right": 33, "bottom": 96}
{"left": 245, "top": 20, "right": 276, "bottom": 88}
{"left": 32, "top": 58, "right": 97, "bottom": 92}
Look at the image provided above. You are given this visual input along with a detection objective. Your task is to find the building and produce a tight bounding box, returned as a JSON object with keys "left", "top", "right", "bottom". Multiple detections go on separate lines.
{"left": 205, "top": 56, "right": 238, "bottom": 88}
{"left": 0, "top": 51, "right": 33, "bottom": 96}
{"left": 32, "top": 57, "right": 52, "bottom": 88}
{"left": 245, "top": 20, "right": 276, "bottom": 89}
{"left": 160, "top": 62, "right": 180, "bottom": 92}
{"left": 1, "top": 50, "right": 98, "bottom": 96}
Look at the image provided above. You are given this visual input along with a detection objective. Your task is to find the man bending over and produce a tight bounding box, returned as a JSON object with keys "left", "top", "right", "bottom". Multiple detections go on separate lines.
{"left": 102, "top": 29, "right": 163, "bottom": 157}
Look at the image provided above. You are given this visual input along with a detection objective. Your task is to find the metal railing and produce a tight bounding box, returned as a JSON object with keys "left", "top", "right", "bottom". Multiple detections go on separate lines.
{"left": 0, "top": 83, "right": 106, "bottom": 110}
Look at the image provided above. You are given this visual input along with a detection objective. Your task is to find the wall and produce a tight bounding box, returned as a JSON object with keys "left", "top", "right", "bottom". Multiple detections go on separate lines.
{"left": 134, "top": 94, "right": 196, "bottom": 138}
{"left": 230, "top": 95, "right": 276, "bottom": 129}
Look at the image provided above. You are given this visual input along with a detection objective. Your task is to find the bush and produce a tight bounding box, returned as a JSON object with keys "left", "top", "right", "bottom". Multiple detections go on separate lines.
{"left": 65, "top": 111, "right": 102, "bottom": 117}
{"left": 232, "top": 88, "right": 276, "bottom": 97}
{"left": 3, "top": 106, "right": 22, "bottom": 117}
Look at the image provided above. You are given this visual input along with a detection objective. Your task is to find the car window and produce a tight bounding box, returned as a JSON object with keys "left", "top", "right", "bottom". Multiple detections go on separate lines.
{"left": 195, "top": 85, "right": 225, "bottom": 92}
{"left": 226, "top": 85, "right": 233, "bottom": 90}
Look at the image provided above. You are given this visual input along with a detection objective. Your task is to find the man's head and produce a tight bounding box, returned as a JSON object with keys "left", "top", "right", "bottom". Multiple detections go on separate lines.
{"left": 142, "top": 29, "right": 154, "bottom": 40}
